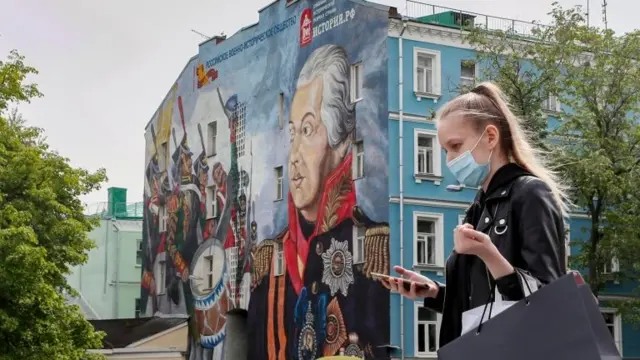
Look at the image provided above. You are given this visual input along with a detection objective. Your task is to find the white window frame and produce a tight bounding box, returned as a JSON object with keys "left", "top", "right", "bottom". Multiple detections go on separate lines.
{"left": 235, "top": 103, "right": 246, "bottom": 157}
{"left": 414, "top": 129, "right": 442, "bottom": 183}
{"left": 350, "top": 62, "right": 363, "bottom": 103}
{"left": 542, "top": 95, "right": 561, "bottom": 113}
{"left": 460, "top": 60, "right": 477, "bottom": 89}
{"left": 135, "top": 298, "right": 141, "bottom": 318}
{"left": 414, "top": 302, "right": 442, "bottom": 357}
{"left": 600, "top": 307, "right": 623, "bottom": 354}
{"left": 602, "top": 257, "right": 620, "bottom": 275}
{"left": 564, "top": 220, "right": 571, "bottom": 271}
{"left": 204, "top": 255, "right": 215, "bottom": 290}
{"left": 458, "top": 214, "right": 466, "bottom": 226}
{"left": 159, "top": 142, "right": 168, "bottom": 171}
{"left": 273, "top": 242, "right": 284, "bottom": 276}
{"left": 353, "top": 140, "right": 364, "bottom": 179}
{"left": 413, "top": 212, "right": 444, "bottom": 268}
{"left": 158, "top": 205, "right": 167, "bottom": 232}
{"left": 136, "top": 239, "right": 143, "bottom": 266}
{"left": 156, "top": 260, "right": 166, "bottom": 295}
{"left": 413, "top": 48, "right": 442, "bottom": 99}
{"left": 352, "top": 225, "right": 366, "bottom": 264}
{"left": 206, "top": 185, "right": 218, "bottom": 219}
{"left": 274, "top": 166, "right": 284, "bottom": 201}
{"left": 207, "top": 121, "right": 217, "bottom": 156}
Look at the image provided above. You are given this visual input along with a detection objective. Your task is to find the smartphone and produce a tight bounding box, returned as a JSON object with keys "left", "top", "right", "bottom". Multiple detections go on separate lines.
{"left": 371, "top": 272, "right": 430, "bottom": 292}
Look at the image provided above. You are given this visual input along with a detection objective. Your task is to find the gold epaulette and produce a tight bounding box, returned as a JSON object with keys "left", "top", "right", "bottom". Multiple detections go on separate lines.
{"left": 361, "top": 224, "right": 390, "bottom": 279}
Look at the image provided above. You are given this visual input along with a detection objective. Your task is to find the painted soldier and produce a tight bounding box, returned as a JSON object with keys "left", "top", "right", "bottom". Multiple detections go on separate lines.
{"left": 248, "top": 45, "right": 390, "bottom": 360}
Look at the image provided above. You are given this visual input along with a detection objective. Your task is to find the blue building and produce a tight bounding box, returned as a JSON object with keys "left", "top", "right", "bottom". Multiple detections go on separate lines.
{"left": 387, "top": 2, "right": 640, "bottom": 359}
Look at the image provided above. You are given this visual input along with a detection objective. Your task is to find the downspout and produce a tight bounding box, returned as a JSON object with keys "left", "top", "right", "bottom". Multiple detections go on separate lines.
{"left": 114, "top": 221, "right": 121, "bottom": 318}
{"left": 398, "top": 18, "right": 407, "bottom": 360}
{"left": 103, "top": 217, "right": 111, "bottom": 294}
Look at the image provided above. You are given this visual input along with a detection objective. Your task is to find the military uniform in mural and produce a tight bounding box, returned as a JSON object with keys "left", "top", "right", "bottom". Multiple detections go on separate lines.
{"left": 248, "top": 154, "right": 390, "bottom": 360}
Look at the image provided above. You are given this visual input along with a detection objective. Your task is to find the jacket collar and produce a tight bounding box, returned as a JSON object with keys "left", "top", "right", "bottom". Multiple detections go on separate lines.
{"left": 473, "top": 163, "right": 532, "bottom": 204}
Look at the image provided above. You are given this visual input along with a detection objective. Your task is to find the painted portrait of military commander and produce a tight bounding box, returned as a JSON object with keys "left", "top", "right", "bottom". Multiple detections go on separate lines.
{"left": 247, "top": 44, "right": 391, "bottom": 360}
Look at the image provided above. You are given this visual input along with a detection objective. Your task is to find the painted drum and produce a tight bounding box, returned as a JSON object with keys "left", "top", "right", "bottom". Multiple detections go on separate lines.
{"left": 190, "top": 237, "right": 229, "bottom": 349}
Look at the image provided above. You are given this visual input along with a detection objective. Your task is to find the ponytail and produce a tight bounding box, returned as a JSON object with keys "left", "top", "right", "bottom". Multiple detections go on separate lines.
{"left": 438, "top": 82, "right": 570, "bottom": 216}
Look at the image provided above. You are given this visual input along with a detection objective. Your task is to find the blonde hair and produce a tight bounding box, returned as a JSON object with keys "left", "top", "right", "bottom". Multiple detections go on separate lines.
{"left": 436, "top": 82, "right": 570, "bottom": 216}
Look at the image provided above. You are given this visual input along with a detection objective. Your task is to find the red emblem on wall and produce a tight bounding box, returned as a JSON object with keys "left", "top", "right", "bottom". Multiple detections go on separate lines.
{"left": 300, "top": 8, "right": 313, "bottom": 47}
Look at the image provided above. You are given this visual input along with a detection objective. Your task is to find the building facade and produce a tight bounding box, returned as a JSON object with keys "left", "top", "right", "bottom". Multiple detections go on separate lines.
{"left": 67, "top": 187, "right": 144, "bottom": 320}
{"left": 140, "top": 0, "right": 640, "bottom": 359}
{"left": 388, "top": 3, "right": 640, "bottom": 359}
{"left": 140, "top": 1, "right": 391, "bottom": 359}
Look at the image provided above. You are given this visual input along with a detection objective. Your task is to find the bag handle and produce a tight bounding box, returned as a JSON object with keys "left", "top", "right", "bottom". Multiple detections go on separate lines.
{"left": 476, "top": 269, "right": 535, "bottom": 335}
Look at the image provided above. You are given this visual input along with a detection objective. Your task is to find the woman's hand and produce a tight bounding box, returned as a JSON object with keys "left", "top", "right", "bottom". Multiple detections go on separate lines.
{"left": 455, "top": 224, "right": 515, "bottom": 279}
{"left": 454, "top": 223, "right": 497, "bottom": 260}
{"left": 380, "top": 265, "right": 439, "bottom": 300}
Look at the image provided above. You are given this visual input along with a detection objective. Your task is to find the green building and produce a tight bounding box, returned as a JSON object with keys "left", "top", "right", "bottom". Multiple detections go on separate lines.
{"left": 66, "top": 187, "right": 145, "bottom": 319}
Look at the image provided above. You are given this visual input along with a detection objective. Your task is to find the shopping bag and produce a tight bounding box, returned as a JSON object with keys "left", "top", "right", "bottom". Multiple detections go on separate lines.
{"left": 461, "top": 270, "right": 539, "bottom": 335}
{"left": 437, "top": 273, "right": 622, "bottom": 360}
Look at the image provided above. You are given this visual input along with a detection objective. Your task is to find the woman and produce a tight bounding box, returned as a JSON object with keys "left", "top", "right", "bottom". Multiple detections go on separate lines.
{"left": 382, "top": 82, "right": 567, "bottom": 347}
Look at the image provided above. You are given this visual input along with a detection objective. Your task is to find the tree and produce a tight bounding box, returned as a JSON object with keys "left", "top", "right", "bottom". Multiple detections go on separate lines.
{"left": 462, "top": 4, "right": 640, "bottom": 300}
{"left": 0, "top": 50, "right": 107, "bottom": 359}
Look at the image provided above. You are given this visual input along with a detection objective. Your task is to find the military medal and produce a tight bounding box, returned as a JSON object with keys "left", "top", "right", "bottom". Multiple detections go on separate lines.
{"left": 297, "top": 301, "right": 318, "bottom": 360}
{"left": 343, "top": 333, "right": 364, "bottom": 358}
{"left": 321, "top": 238, "right": 354, "bottom": 296}
{"left": 323, "top": 298, "right": 347, "bottom": 356}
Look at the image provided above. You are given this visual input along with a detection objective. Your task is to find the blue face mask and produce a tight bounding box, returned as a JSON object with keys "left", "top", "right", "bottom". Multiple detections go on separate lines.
{"left": 446, "top": 129, "right": 492, "bottom": 188}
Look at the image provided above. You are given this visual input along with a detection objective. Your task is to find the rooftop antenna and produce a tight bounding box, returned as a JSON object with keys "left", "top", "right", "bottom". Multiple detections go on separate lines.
{"left": 602, "top": 0, "right": 608, "bottom": 31}
{"left": 191, "top": 29, "right": 211, "bottom": 40}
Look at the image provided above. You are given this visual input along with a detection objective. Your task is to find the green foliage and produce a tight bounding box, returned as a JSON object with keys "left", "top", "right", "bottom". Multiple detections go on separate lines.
{"left": 462, "top": 3, "right": 640, "bottom": 307}
{"left": 0, "top": 50, "right": 107, "bottom": 359}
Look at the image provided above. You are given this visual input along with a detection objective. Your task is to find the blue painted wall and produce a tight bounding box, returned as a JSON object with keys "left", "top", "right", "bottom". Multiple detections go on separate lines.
{"left": 387, "top": 27, "right": 640, "bottom": 358}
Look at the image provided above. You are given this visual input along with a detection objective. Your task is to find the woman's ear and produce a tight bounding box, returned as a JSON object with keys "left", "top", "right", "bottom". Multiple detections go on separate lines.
{"left": 486, "top": 124, "right": 500, "bottom": 150}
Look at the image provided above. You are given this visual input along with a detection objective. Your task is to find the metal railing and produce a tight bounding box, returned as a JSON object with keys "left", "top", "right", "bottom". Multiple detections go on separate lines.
{"left": 405, "top": 0, "right": 546, "bottom": 39}
{"left": 84, "top": 201, "right": 145, "bottom": 218}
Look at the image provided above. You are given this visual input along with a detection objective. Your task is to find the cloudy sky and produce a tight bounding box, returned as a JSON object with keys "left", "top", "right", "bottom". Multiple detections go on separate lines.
{"left": 0, "top": 0, "right": 634, "bottom": 206}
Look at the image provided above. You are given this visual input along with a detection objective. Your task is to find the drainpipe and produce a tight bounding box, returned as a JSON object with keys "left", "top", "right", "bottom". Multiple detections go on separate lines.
{"left": 398, "top": 19, "right": 407, "bottom": 360}
{"left": 114, "top": 221, "right": 121, "bottom": 318}
{"left": 103, "top": 217, "right": 111, "bottom": 294}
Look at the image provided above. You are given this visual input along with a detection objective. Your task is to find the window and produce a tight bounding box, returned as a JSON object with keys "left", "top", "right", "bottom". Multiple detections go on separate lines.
{"left": 351, "top": 62, "right": 363, "bottom": 103}
{"left": 353, "top": 140, "right": 364, "bottom": 179}
{"left": 155, "top": 260, "right": 166, "bottom": 295}
{"left": 159, "top": 142, "right": 168, "bottom": 171}
{"left": 460, "top": 60, "right": 476, "bottom": 89}
{"left": 278, "top": 92, "right": 285, "bottom": 129}
{"left": 602, "top": 257, "right": 620, "bottom": 275}
{"left": 234, "top": 103, "right": 246, "bottom": 157}
{"left": 542, "top": 95, "right": 561, "bottom": 112}
{"left": 352, "top": 225, "right": 366, "bottom": 264}
{"left": 415, "top": 304, "right": 440, "bottom": 356}
{"left": 204, "top": 255, "right": 215, "bottom": 290}
{"left": 414, "top": 212, "right": 444, "bottom": 268}
{"left": 135, "top": 298, "right": 141, "bottom": 318}
{"left": 601, "top": 308, "right": 622, "bottom": 353}
{"left": 158, "top": 205, "right": 167, "bottom": 232}
{"left": 414, "top": 129, "right": 442, "bottom": 180}
{"left": 206, "top": 185, "right": 218, "bottom": 219}
{"left": 275, "top": 166, "right": 284, "bottom": 201}
{"left": 136, "top": 239, "right": 143, "bottom": 266}
{"left": 414, "top": 48, "right": 441, "bottom": 97}
{"left": 458, "top": 214, "right": 466, "bottom": 226}
{"left": 273, "top": 242, "right": 284, "bottom": 276}
{"left": 207, "top": 121, "right": 217, "bottom": 156}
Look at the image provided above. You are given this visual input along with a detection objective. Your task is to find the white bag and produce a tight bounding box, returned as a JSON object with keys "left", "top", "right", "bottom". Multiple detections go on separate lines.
{"left": 461, "top": 271, "right": 539, "bottom": 335}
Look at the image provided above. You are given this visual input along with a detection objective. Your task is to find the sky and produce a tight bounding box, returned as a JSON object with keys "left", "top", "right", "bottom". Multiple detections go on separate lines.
{"left": 0, "top": 0, "right": 635, "bottom": 207}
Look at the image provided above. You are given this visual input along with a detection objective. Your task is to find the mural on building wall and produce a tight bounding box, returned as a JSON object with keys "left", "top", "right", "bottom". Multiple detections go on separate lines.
{"left": 141, "top": 1, "right": 390, "bottom": 359}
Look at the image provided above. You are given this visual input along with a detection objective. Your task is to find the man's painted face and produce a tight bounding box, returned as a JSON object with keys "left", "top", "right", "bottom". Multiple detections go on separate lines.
{"left": 288, "top": 77, "right": 334, "bottom": 220}
{"left": 213, "top": 165, "right": 226, "bottom": 187}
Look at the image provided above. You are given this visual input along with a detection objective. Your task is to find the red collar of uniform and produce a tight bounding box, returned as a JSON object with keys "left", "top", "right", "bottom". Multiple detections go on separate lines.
{"left": 284, "top": 153, "right": 356, "bottom": 295}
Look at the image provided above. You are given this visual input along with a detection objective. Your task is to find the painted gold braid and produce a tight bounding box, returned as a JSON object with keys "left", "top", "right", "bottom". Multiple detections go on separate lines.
{"left": 321, "top": 172, "right": 352, "bottom": 233}
{"left": 250, "top": 239, "right": 276, "bottom": 288}
{"left": 182, "top": 194, "right": 191, "bottom": 242}
{"left": 362, "top": 225, "right": 390, "bottom": 278}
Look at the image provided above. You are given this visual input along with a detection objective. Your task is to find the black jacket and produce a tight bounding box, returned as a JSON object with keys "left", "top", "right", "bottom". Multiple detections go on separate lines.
{"left": 424, "top": 164, "right": 566, "bottom": 348}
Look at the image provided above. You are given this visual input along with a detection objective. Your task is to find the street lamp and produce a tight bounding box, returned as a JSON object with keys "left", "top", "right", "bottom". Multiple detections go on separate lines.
{"left": 446, "top": 183, "right": 479, "bottom": 192}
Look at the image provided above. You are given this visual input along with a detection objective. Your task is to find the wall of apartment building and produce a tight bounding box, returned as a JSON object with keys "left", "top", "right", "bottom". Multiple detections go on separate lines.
{"left": 387, "top": 17, "right": 640, "bottom": 359}
{"left": 140, "top": 1, "right": 391, "bottom": 359}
